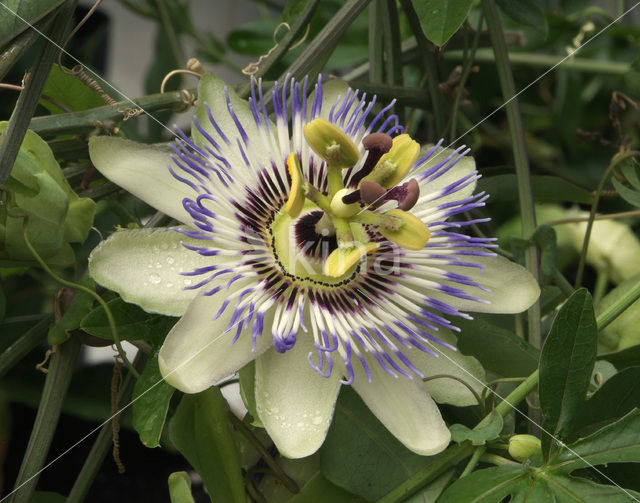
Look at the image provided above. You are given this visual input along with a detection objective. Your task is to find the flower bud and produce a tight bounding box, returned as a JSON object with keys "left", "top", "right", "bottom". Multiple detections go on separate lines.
{"left": 508, "top": 434, "right": 541, "bottom": 462}
{"left": 378, "top": 209, "right": 430, "bottom": 250}
{"left": 303, "top": 118, "right": 360, "bottom": 168}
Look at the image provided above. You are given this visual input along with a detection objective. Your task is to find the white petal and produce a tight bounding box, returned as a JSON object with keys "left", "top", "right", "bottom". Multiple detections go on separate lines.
{"left": 410, "top": 330, "right": 486, "bottom": 407}
{"left": 413, "top": 145, "right": 477, "bottom": 214}
{"left": 350, "top": 356, "right": 451, "bottom": 456}
{"left": 89, "top": 227, "right": 223, "bottom": 316}
{"left": 255, "top": 338, "right": 341, "bottom": 458}
{"left": 433, "top": 254, "right": 540, "bottom": 314}
{"left": 159, "top": 290, "right": 273, "bottom": 393}
{"left": 89, "top": 136, "right": 192, "bottom": 225}
{"left": 192, "top": 73, "right": 270, "bottom": 164}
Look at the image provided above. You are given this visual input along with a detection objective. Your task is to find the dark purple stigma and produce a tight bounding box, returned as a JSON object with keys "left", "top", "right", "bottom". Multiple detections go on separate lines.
{"left": 358, "top": 178, "right": 420, "bottom": 210}
{"left": 349, "top": 132, "right": 393, "bottom": 188}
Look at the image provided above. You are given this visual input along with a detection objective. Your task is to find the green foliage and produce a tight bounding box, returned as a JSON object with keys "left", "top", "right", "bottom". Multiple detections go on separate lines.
{"left": 540, "top": 288, "right": 597, "bottom": 460}
{"left": 0, "top": 0, "right": 63, "bottom": 47}
{"left": 39, "top": 65, "right": 106, "bottom": 114}
{"left": 450, "top": 411, "right": 503, "bottom": 446}
{"left": 496, "top": 0, "right": 548, "bottom": 37}
{"left": 321, "top": 387, "right": 435, "bottom": 501}
{"left": 81, "top": 296, "right": 177, "bottom": 342}
{"left": 132, "top": 348, "right": 175, "bottom": 448}
{"left": 169, "top": 389, "right": 246, "bottom": 503}
{"left": 0, "top": 123, "right": 95, "bottom": 267}
{"left": 411, "top": 0, "right": 473, "bottom": 46}
{"left": 47, "top": 276, "right": 95, "bottom": 344}
{"left": 168, "top": 471, "right": 196, "bottom": 503}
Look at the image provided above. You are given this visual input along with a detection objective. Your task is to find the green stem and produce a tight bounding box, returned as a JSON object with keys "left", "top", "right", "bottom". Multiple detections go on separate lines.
{"left": 0, "top": 0, "right": 78, "bottom": 190}
{"left": 553, "top": 268, "right": 575, "bottom": 298}
{"left": 28, "top": 88, "right": 196, "bottom": 136}
{"left": 237, "top": 1, "right": 319, "bottom": 98}
{"left": 445, "top": 48, "right": 631, "bottom": 74}
{"left": 154, "top": 0, "right": 184, "bottom": 67}
{"left": 493, "top": 369, "right": 539, "bottom": 420}
{"left": 460, "top": 446, "right": 487, "bottom": 478}
{"left": 596, "top": 276, "right": 640, "bottom": 331}
{"left": 0, "top": 15, "right": 53, "bottom": 81}
{"left": 400, "top": 0, "right": 445, "bottom": 135}
{"left": 66, "top": 353, "right": 147, "bottom": 503}
{"left": 450, "top": 17, "right": 483, "bottom": 142}
{"left": 19, "top": 218, "right": 139, "bottom": 378}
{"left": 228, "top": 413, "right": 299, "bottom": 494}
{"left": 278, "top": 0, "right": 372, "bottom": 86}
{"left": 480, "top": 453, "right": 519, "bottom": 466}
{"left": 575, "top": 150, "right": 640, "bottom": 288}
{"left": 368, "top": 0, "right": 384, "bottom": 83}
{"left": 483, "top": 0, "right": 541, "bottom": 354}
{"left": 0, "top": 315, "right": 52, "bottom": 379}
{"left": 8, "top": 337, "right": 82, "bottom": 503}
{"left": 376, "top": 443, "right": 475, "bottom": 503}
{"left": 593, "top": 269, "right": 609, "bottom": 306}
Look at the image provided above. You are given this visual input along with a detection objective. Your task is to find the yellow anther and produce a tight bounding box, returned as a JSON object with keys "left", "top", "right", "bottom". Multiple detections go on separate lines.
{"left": 303, "top": 118, "right": 360, "bottom": 168}
{"left": 285, "top": 153, "right": 305, "bottom": 218}
{"left": 378, "top": 209, "right": 430, "bottom": 250}
{"left": 362, "top": 134, "right": 419, "bottom": 188}
{"left": 323, "top": 242, "right": 379, "bottom": 278}
{"left": 330, "top": 188, "right": 360, "bottom": 218}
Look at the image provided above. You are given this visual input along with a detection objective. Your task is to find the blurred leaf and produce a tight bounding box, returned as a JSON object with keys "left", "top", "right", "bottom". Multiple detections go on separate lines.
{"left": 621, "top": 161, "right": 640, "bottom": 190}
{"left": 455, "top": 317, "right": 539, "bottom": 377}
{"left": 47, "top": 276, "right": 95, "bottom": 345}
{"left": 0, "top": 0, "right": 63, "bottom": 48}
{"left": 132, "top": 347, "right": 175, "bottom": 448}
{"left": 531, "top": 224, "right": 558, "bottom": 285}
{"left": 599, "top": 344, "right": 640, "bottom": 370}
{"left": 411, "top": 0, "right": 473, "bottom": 46}
{"left": 283, "top": 0, "right": 309, "bottom": 26}
{"left": 597, "top": 274, "right": 640, "bottom": 351}
{"left": 403, "top": 469, "right": 454, "bottom": 503}
{"left": 450, "top": 411, "right": 503, "bottom": 446}
{"left": 39, "top": 65, "right": 106, "bottom": 114}
{"left": 479, "top": 175, "right": 593, "bottom": 205}
{"left": 321, "top": 387, "right": 433, "bottom": 501}
{"left": 571, "top": 367, "right": 640, "bottom": 439}
{"left": 81, "top": 296, "right": 178, "bottom": 342}
{"left": 288, "top": 473, "right": 367, "bottom": 503}
{"left": 168, "top": 472, "right": 195, "bottom": 503}
{"left": 31, "top": 492, "right": 67, "bottom": 503}
{"left": 0, "top": 123, "right": 95, "bottom": 267}
{"left": 496, "top": 0, "right": 548, "bottom": 37}
{"left": 539, "top": 288, "right": 597, "bottom": 460}
{"left": 169, "top": 388, "right": 245, "bottom": 503}
{"left": 613, "top": 176, "right": 640, "bottom": 207}
{"left": 227, "top": 19, "right": 281, "bottom": 56}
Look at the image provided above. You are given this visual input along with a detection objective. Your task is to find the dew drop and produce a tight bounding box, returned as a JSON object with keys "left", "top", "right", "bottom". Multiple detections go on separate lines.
{"left": 166, "top": 282, "right": 173, "bottom": 288}
{"left": 167, "top": 256, "right": 175, "bottom": 265}
{"left": 184, "top": 278, "right": 193, "bottom": 286}
{"left": 149, "top": 273, "right": 161, "bottom": 284}
{"left": 312, "top": 415, "right": 323, "bottom": 425}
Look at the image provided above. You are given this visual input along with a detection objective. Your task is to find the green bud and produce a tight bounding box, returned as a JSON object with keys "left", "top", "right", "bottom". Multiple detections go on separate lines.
{"left": 303, "top": 118, "right": 360, "bottom": 168}
{"left": 508, "top": 434, "right": 541, "bottom": 462}
{"left": 378, "top": 209, "right": 430, "bottom": 250}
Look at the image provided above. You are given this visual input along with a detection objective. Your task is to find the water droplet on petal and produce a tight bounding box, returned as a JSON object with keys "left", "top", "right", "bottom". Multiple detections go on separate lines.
{"left": 167, "top": 256, "right": 175, "bottom": 265}
{"left": 149, "top": 273, "right": 161, "bottom": 284}
{"left": 312, "top": 415, "right": 323, "bottom": 425}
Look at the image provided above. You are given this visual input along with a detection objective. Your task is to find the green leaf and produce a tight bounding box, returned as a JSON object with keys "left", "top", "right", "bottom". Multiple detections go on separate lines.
{"left": 0, "top": 0, "right": 63, "bottom": 48}
{"left": 438, "top": 465, "right": 530, "bottom": 502}
{"left": 613, "top": 176, "right": 640, "bottom": 208}
{"left": 599, "top": 344, "right": 640, "bottom": 370}
{"left": 403, "top": 469, "right": 454, "bottom": 503}
{"left": 496, "top": 0, "right": 548, "bottom": 36}
{"left": 531, "top": 224, "right": 558, "bottom": 285}
{"left": 237, "top": 361, "right": 263, "bottom": 427}
{"left": 169, "top": 389, "right": 245, "bottom": 503}
{"left": 39, "top": 65, "right": 106, "bottom": 114}
{"left": 132, "top": 348, "right": 175, "bottom": 448}
{"left": 539, "top": 288, "right": 597, "bottom": 459}
{"left": 411, "top": 0, "right": 473, "bottom": 46}
{"left": 320, "top": 387, "right": 433, "bottom": 501}
{"left": 450, "top": 411, "right": 503, "bottom": 446}
{"left": 455, "top": 317, "right": 539, "bottom": 377}
{"left": 81, "top": 297, "right": 178, "bottom": 342}
{"left": 478, "top": 174, "right": 593, "bottom": 205}
{"left": 30, "top": 492, "right": 67, "bottom": 503}
{"left": 168, "top": 471, "right": 195, "bottom": 503}
{"left": 47, "top": 276, "right": 95, "bottom": 345}
{"left": 571, "top": 367, "right": 640, "bottom": 439}
{"left": 621, "top": 161, "right": 640, "bottom": 190}
{"left": 552, "top": 409, "right": 640, "bottom": 472}
{"left": 288, "top": 473, "right": 367, "bottom": 503}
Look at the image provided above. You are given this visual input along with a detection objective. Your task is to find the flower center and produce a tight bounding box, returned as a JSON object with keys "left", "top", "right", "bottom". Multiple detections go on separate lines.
{"left": 280, "top": 119, "right": 431, "bottom": 280}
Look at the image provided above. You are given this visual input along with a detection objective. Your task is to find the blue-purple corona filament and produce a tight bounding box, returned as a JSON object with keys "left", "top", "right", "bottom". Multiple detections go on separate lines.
{"left": 164, "top": 75, "right": 496, "bottom": 384}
